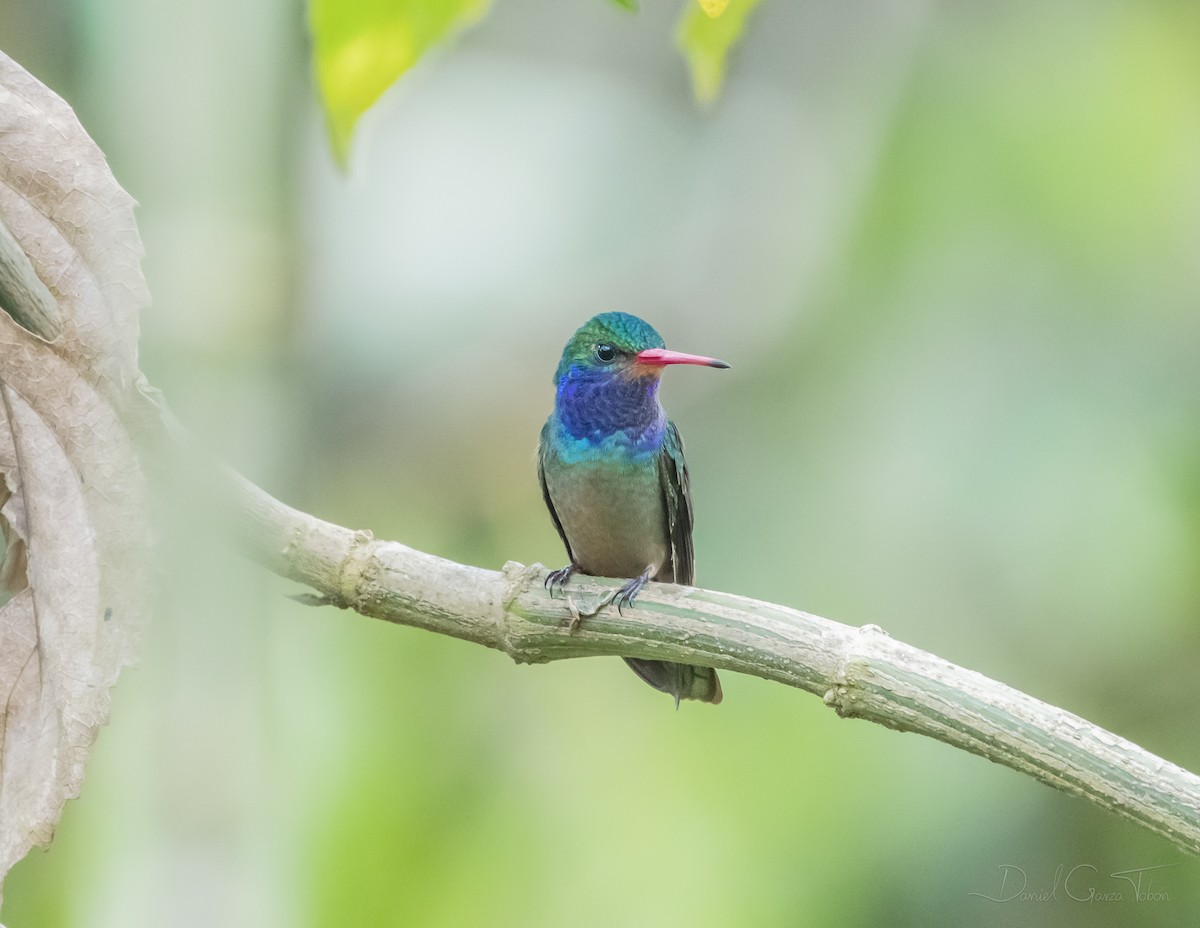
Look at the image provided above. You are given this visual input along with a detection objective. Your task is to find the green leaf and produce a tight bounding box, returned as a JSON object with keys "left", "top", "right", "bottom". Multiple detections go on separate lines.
{"left": 308, "top": 0, "right": 491, "bottom": 167}
{"left": 675, "top": 0, "right": 764, "bottom": 103}
{"left": 608, "top": 0, "right": 638, "bottom": 10}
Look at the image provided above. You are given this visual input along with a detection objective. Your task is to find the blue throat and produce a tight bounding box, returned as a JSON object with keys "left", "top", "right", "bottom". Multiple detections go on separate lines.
{"left": 553, "top": 365, "right": 665, "bottom": 459}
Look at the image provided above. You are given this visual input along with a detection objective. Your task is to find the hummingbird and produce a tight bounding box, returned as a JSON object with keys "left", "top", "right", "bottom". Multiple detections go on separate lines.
{"left": 538, "top": 312, "right": 729, "bottom": 705}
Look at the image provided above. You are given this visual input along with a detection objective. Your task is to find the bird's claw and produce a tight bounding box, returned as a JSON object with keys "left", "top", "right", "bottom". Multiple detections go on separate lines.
{"left": 554, "top": 565, "right": 653, "bottom": 629}
{"left": 610, "top": 568, "right": 653, "bottom": 616}
{"left": 545, "top": 563, "right": 579, "bottom": 599}
{"left": 551, "top": 564, "right": 592, "bottom": 633}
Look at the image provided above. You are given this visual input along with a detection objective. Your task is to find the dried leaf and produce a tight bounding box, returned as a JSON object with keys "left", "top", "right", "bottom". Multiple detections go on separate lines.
{"left": 0, "top": 52, "right": 154, "bottom": 902}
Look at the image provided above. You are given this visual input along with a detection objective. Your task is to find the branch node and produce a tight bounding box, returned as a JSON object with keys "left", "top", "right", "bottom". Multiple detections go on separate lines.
{"left": 336, "top": 528, "right": 377, "bottom": 607}
{"left": 824, "top": 623, "right": 891, "bottom": 718}
{"left": 500, "top": 559, "right": 539, "bottom": 613}
{"left": 566, "top": 596, "right": 583, "bottom": 631}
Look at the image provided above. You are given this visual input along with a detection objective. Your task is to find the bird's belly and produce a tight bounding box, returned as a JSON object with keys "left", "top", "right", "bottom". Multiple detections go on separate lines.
{"left": 546, "top": 459, "right": 669, "bottom": 580}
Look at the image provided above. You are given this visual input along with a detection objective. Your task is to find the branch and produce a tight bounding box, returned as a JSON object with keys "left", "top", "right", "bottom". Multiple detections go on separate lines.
{"left": 229, "top": 467, "right": 1200, "bottom": 855}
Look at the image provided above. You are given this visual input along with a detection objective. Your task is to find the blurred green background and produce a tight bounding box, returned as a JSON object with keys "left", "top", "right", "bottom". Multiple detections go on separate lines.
{"left": 3, "top": 0, "right": 1200, "bottom": 925}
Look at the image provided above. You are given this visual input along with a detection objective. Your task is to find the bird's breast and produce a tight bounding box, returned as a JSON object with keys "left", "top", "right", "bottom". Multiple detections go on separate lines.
{"left": 542, "top": 449, "right": 671, "bottom": 582}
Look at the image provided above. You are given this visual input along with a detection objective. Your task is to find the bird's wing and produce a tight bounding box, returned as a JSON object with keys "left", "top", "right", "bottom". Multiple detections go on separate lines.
{"left": 537, "top": 418, "right": 575, "bottom": 561}
{"left": 658, "top": 419, "right": 695, "bottom": 585}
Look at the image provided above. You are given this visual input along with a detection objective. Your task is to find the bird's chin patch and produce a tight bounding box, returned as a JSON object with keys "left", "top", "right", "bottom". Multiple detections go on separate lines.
{"left": 623, "top": 362, "right": 665, "bottom": 381}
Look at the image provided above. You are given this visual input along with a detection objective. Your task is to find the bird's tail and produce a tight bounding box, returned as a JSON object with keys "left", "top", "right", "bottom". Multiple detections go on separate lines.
{"left": 623, "top": 658, "right": 723, "bottom": 706}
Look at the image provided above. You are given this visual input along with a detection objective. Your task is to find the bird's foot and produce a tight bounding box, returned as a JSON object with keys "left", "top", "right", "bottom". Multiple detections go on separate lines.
{"left": 602, "top": 566, "right": 655, "bottom": 616}
{"left": 549, "top": 563, "right": 591, "bottom": 632}
{"left": 554, "top": 564, "right": 655, "bottom": 632}
{"left": 545, "top": 563, "right": 579, "bottom": 598}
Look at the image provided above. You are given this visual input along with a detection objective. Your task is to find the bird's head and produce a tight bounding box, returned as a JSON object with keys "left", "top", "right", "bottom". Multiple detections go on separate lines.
{"left": 553, "top": 312, "right": 729, "bottom": 385}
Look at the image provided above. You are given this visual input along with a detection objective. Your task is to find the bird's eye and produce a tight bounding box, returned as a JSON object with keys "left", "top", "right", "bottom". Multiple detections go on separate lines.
{"left": 594, "top": 344, "right": 617, "bottom": 363}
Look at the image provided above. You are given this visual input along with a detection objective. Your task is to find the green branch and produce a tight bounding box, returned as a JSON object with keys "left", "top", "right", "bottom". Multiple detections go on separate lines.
{"left": 231, "top": 466, "right": 1200, "bottom": 855}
